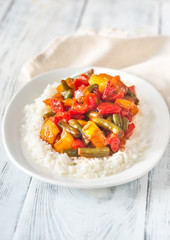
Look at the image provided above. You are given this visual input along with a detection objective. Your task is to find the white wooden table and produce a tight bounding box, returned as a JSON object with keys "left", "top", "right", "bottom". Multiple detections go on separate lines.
{"left": 0, "top": 0, "right": 170, "bottom": 239}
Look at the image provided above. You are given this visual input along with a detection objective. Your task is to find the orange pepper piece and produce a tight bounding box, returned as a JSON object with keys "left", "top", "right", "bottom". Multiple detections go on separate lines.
{"left": 115, "top": 99, "right": 139, "bottom": 116}
{"left": 40, "top": 119, "right": 60, "bottom": 145}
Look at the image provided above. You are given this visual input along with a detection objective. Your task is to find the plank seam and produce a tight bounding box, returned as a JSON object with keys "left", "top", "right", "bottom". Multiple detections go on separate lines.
{"left": 0, "top": 0, "right": 15, "bottom": 26}
{"left": 144, "top": 173, "right": 150, "bottom": 240}
{"left": 76, "top": 0, "right": 88, "bottom": 30}
{"left": 12, "top": 177, "right": 32, "bottom": 239}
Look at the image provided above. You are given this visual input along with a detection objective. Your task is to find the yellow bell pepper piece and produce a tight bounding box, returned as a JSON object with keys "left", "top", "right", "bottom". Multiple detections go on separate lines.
{"left": 115, "top": 99, "right": 139, "bottom": 116}
{"left": 82, "top": 121, "right": 107, "bottom": 148}
{"left": 40, "top": 119, "right": 60, "bottom": 145}
{"left": 54, "top": 130, "right": 74, "bottom": 153}
{"left": 62, "top": 98, "right": 76, "bottom": 106}
{"left": 77, "top": 120, "right": 87, "bottom": 126}
{"left": 56, "top": 84, "right": 64, "bottom": 93}
{"left": 89, "top": 73, "right": 113, "bottom": 92}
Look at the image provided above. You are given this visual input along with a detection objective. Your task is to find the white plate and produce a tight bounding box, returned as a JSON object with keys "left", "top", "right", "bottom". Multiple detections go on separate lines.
{"left": 2, "top": 67, "right": 170, "bottom": 188}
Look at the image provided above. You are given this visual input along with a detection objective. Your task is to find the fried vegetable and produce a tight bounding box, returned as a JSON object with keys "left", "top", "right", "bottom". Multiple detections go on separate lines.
{"left": 78, "top": 147, "right": 110, "bottom": 158}
{"left": 122, "top": 117, "right": 129, "bottom": 131}
{"left": 57, "top": 121, "right": 81, "bottom": 138}
{"left": 86, "top": 111, "right": 103, "bottom": 119}
{"left": 54, "top": 130, "right": 74, "bottom": 153}
{"left": 83, "top": 84, "right": 99, "bottom": 95}
{"left": 92, "top": 117, "right": 124, "bottom": 138}
{"left": 65, "top": 78, "right": 75, "bottom": 89}
{"left": 61, "top": 89, "right": 74, "bottom": 99}
{"left": 97, "top": 102, "right": 121, "bottom": 115}
{"left": 114, "top": 99, "right": 139, "bottom": 116}
{"left": 63, "top": 149, "right": 78, "bottom": 157}
{"left": 40, "top": 119, "right": 60, "bottom": 145}
{"left": 76, "top": 120, "right": 87, "bottom": 126}
{"left": 68, "top": 119, "right": 90, "bottom": 145}
{"left": 89, "top": 73, "right": 113, "bottom": 92}
{"left": 82, "top": 121, "right": 107, "bottom": 148}
{"left": 127, "top": 87, "right": 139, "bottom": 104}
{"left": 43, "top": 111, "right": 55, "bottom": 120}
{"left": 62, "top": 98, "right": 76, "bottom": 106}
{"left": 56, "top": 84, "right": 64, "bottom": 93}
{"left": 111, "top": 75, "right": 128, "bottom": 94}
{"left": 106, "top": 115, "right": 113, "bottom": 122}
{"left": 61, "top": 80, "right": 70, "bottom": 90}
{"left": 113, "top": 114, "right": 122, "bottom": 128}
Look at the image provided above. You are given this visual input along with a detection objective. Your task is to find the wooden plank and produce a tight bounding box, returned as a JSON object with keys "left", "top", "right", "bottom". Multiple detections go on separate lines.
{"left": 160, "top": 2, "right": 170, "bottom": 35}
{"left": 0, "top": 0, "right": 85, "bottom": 239}
{"left": 144, "top": 140, "right": 170, "bottom": 239}
{"left": 0, "top": 0, "right": 14, "bottom": 23}
{"left": 79, "top": 0, "right": 159, "bottom": 34}
{"left": 13, "top": 177, "right": 148, "bottom": 240}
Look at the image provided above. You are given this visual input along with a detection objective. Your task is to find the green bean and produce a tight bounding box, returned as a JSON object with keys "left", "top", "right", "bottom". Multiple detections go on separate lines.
{"left": 127, "top": 88, "right": 139, "bottom": 105}
{"left": 68, "top": 119, "right": 90, "bottom": 145}
{"left": 83, "top": 84, "right": 99, "bottom": 95}
{"left": 113, "top": 114, "right": 122, "bottom": 128}
{"left": 63, "top": 149, "right": 78, "bottom": 157}
{"left": 86, "top": 111, "right": 103, "bottom": 119}
{"left": 92, "top": 117, "right": 124, "bottom": 138}
{"left": 106, "top": 115, "right": 113, "bottom": 122}
{"left": 122, "top": 117, "right": 129, "bottom": 131}
{"left": 43, "top": 111, "right": 55, "bottom": 120}
{"left": 61, "top": 80, "right": 70, "bottom": 90}
{"left": 78, "top": 147, "right": 110, "bottom": 158}
{"left": 57, "top": 121, "right": 81, "bottom": 138}
{"left": 61, "top": 89, "right": 74, "bottom": 99}
{"left": 72, "top": 69, "right": 94, "bottom": 79}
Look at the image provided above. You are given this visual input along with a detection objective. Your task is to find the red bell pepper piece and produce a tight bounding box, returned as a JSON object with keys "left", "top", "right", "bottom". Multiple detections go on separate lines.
{"left": 70, "top": 114, "right": 85, "bottom": 119}
{"left": 125, "top": 123, "right": 135, "bottom": 138}
{"left": 84, "top": 93, "right": 97, "bottom": 110}
{"left": 73, "top": 86, "right": 86, "bottom": 99}
{"left": 126, "top": 113, "right": 133, "bottom": 122}
{"left": 120, "top": 109, "right": 129, "bottom": 118}
{"left": 54, "top": 112, "right": 71, "bottom": 124}
{"left": 109, "top": 136, "right": 120, "bottom": 153}
{"left": 129, "top": 85, "right": 136, "bottom": 95}
{"left": 74, "top": 75, "right": 89, "bottom": 90}
{"left": 79, "top": 74, "right": 89, "bottom": 81}
{"left": 102, "top": 81, "right": 124, "bottom": 102}
{"left": 70, "top": 101, "right": 88, "bottom": 115}
{"left": 51, "top": 99, "right": 64, "bottom": 113}
{"left": 112, "top": 75, "right": 128, "bottom": 94}
{"left": 97, "top": 102, "right": 121, "bottom": 115}
{"left": 72, "top": 139, "right": 86, "bottom": 149}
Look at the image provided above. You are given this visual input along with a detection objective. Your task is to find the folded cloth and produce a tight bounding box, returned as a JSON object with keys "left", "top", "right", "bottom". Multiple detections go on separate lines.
{"left": 22, "top": 33, "right": 170, "bottom": 109}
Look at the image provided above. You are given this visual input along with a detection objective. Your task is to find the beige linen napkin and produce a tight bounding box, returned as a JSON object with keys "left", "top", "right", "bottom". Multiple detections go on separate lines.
{"left": 22, "top": 33, "right": 170, "bottom": 109}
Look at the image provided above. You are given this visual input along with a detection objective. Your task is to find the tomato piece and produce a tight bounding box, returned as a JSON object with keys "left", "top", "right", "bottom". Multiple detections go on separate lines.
{"left": 126, "top": 113, "right": 133, "bottom": 122}
{"left": 97, "top": 102, "right": 121, "bottom": 115}
{"left": 72, "top": 139, "right": 86, "bottom": 149}
{"left": 84, "top": 93, "right": 97, "bottom": 110}
{"left": 51, "top": 99, "right": 64, "bottom": 113}
{"left": 125, "top": 123, "right": 135, "bottom": 138}
{"left": 109, "top": 137, "right": 120, "bottom": 153}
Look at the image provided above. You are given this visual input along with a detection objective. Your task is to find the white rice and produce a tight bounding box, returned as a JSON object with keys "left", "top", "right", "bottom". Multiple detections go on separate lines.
{"left": 20, "top": 81, "right": 151, "bottom": 178}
